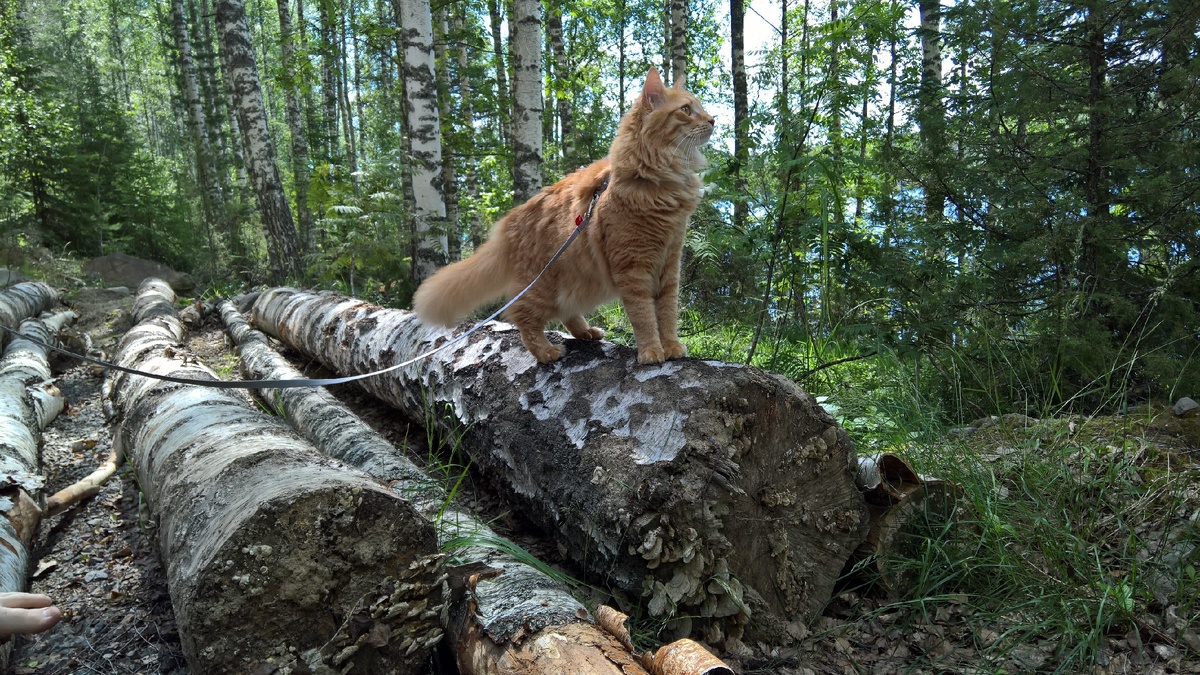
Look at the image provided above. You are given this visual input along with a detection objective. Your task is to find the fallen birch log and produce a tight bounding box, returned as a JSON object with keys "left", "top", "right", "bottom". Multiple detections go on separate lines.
{"left": 0, "top": 310, "right": 75, "bottom": 670}
{"left": 218, "top": 298, "right": 658, "bottom": 675}
{"left": 0, "top": 282, "right": 60, "bottom": 339}
{"left": 251, "top": 287, "right": 871, "bottom": 647}
{"left": 105, "top": 279, "right": 445, "bottom": 674}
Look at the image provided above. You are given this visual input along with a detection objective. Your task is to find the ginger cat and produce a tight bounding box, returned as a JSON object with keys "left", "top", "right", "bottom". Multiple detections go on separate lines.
{"left": 413, "top": 68, "right": 714, "bottom": 364}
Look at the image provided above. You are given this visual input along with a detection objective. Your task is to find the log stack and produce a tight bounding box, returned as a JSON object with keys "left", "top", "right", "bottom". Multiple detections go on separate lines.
{"left": 106, "top": 279, "right": 445, "bottom": 674}
{"left": 218, "top": 298, "right": 656, "bottom": 675}
{"left": 251, "top": 287, "right": 871, "bottom": 647}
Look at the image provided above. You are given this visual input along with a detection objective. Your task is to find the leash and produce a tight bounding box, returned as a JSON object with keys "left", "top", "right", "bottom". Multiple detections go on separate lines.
{"left": 1, "top": 179, "right": 610, "bottom": 390}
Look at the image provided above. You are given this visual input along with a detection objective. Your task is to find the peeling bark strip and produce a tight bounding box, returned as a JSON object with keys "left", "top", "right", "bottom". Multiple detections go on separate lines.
{"left": 107, "top": 279, "right": 444, "bottom": 674}
{"left": 251, "top": 288, "right": 871, "bottom": 646}
{"left": 0, "top": 311, "right": 73, "bottom": 672}
{"left": 218, "top": 300, "right": 650, "bottom": 675}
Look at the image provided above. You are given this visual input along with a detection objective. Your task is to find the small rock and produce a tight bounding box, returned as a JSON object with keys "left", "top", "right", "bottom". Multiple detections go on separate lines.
{"left": 1153, "top": 644, "right": 1177, "bottom": 660}
{"left": 83, "top": 570, "right": 109, "bottom": 582}
{"left": 1172, "top": 397, "right": 1198, "bottom": 417}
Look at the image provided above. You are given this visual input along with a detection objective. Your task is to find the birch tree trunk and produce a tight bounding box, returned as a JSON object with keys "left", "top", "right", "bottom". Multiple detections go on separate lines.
{"left": 669, "top": 0, "right": 687, "bottom": 87}
{"left": 546, "top": 4, "right": 574, "bottom": 165}
{"left": 318, "top": 0, "right": 339, "bottom": 161}
{"left": 194, "top": 0, "right": 232, "bottom": 196}
{"left": 171, "top": 0, "right": 224, "bottom": 240}
{"left": 917, "top": 0, "right": 945, "bottom": 226}
{"left": 397, "top": 0, "right": 449, "bottom": 282}
{"left": 487, "top": 0, "right": 510, "bottom": 150}
{"left": 106, "top": 279, "right": 444, "bottom": 673}
{"left": 510, "top": 0, "right": 543, "bottom": 202}
{"left": 276, "top": 0, "right": 315, "bottom": 252}
{"left": 434, "top": 8, "right": 460, "bottom": 261}
{"left": 0, "top": 311, "right": 73, "bottom": 672}
{"left": 218, "top": 300, "right": 652, "bottom": 675}
{"left": 730, "top": 0, "right": 748, "bottom": 235}
{"left": 216, "top": 0, "right": 301, "bottom": 282}
{"left": 250, "top": 288, "right": 870, "bottom": 647}
{"left": 453, "top": 7, "right": 485, "bottom": 249}
{"left": 337, "top": 2, "right": 360, "bottom": 189}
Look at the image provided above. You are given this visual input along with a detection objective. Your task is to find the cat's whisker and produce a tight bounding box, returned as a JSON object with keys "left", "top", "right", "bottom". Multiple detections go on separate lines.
{"left": 672, "top": 128, "right": 706, "bottom": 169}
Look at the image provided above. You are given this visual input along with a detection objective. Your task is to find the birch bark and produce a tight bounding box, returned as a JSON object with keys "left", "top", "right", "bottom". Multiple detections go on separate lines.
{"left": 171, "top": 0, "right": 224, "bottom": 238}
{"left": 730, "top": 0, "right": 748, "bottom": 234}
{"left": 453, "top": 7, "right": 485, "bottom": 249}
{"left": 216, "top": 0, "right": 302, "bottom": 282}
{"left": 250, "top": 287, "right": 870, "bottom": 647}
{"left": 219, "top": 299, "right": 650, "bottom": 675}
{"left": 546, "top": 4, "right": 574, "bottom": 164}
{"left": 510, "top": 0, "right": 543, "bottom": 201}
{"left": 275, "top": 0, "right": 315, "bottom": 252}
{"left": 669, "top": 0, "right": 687, "bottom": 86}
{"left": 0, "top": 310, "right": 73, "bottom": 672}
{"left": 105, "top": 279, "right": 443, "bottom": 673}
{"left": 397, "top": 0, "right": 449, "bottom": 282}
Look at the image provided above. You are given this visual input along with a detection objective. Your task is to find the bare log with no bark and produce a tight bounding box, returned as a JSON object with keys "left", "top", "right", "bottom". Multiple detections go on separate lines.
{"left": 218, "top": 298, "right": 654, "bottom": 675}
{"left": 250, "top": 287, "right": 870, "bottom": 647}
{"left": 106, "top": 279, "right": 445, "bottom": 674}
{"left": 0, "top": 310, "right": 75, "bottom": 670}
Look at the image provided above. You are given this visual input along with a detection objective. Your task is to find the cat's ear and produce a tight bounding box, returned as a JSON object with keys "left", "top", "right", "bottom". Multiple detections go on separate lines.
{"left": 642, "top": 67, "right": 666, "bottom": 110}
{"left": 673, "top": 73, "right": 686, "bottom": 90}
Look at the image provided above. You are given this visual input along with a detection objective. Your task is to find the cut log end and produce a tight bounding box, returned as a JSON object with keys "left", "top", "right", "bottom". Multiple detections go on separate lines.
{"left": 169, "top": 466, "right": 447, "bottom": 673}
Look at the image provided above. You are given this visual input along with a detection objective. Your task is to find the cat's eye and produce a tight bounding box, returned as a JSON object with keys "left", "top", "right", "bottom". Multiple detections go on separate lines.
{"left": 680, "top": 105, "right": 692, "bottom": 116}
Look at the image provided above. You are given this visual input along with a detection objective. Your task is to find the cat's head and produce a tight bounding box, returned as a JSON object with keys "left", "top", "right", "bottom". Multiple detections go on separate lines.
{"left": 613, "top": 68, "right": 715, "bottom": 176}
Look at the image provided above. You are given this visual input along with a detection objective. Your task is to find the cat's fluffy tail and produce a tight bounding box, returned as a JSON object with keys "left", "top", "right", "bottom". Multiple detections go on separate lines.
{"left": 413, "top": 238, "right": 510, "bottom": 326}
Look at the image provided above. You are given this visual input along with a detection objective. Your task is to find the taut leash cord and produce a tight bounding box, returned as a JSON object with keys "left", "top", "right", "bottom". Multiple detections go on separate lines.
{"left": 1, "top": 180, "right": 609, "bottom": 390}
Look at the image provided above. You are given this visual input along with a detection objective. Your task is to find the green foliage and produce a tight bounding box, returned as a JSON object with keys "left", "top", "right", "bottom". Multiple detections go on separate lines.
{"left": 2, "top": 0, "right": 1193, "bottom": 415}
{"left": 851, "top": 418, "right": 1200, "bottom": 672}
{"left": 1, "top": 0, "right": 200, "bottom": 269}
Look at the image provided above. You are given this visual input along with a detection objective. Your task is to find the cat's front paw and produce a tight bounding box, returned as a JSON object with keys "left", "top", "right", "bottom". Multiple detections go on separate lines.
{"left": 530, "top": 343, "right": 566, "bottom": 363}
{"left": 584, "top": 327, "right": 605, "bottom": 340}
{"left": 663, "top": 340, "right": 688, "bottom": 360}
{"left": 637, "top": 345, "right": 666, "bottom": 364}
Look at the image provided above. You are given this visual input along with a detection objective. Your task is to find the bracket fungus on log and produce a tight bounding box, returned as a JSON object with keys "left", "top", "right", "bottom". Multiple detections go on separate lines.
{"left": 105, "top": 279, "right": 445, "bottom": 674}
{"left": 250, "top": 287, "right": 871, "bottom": 646}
